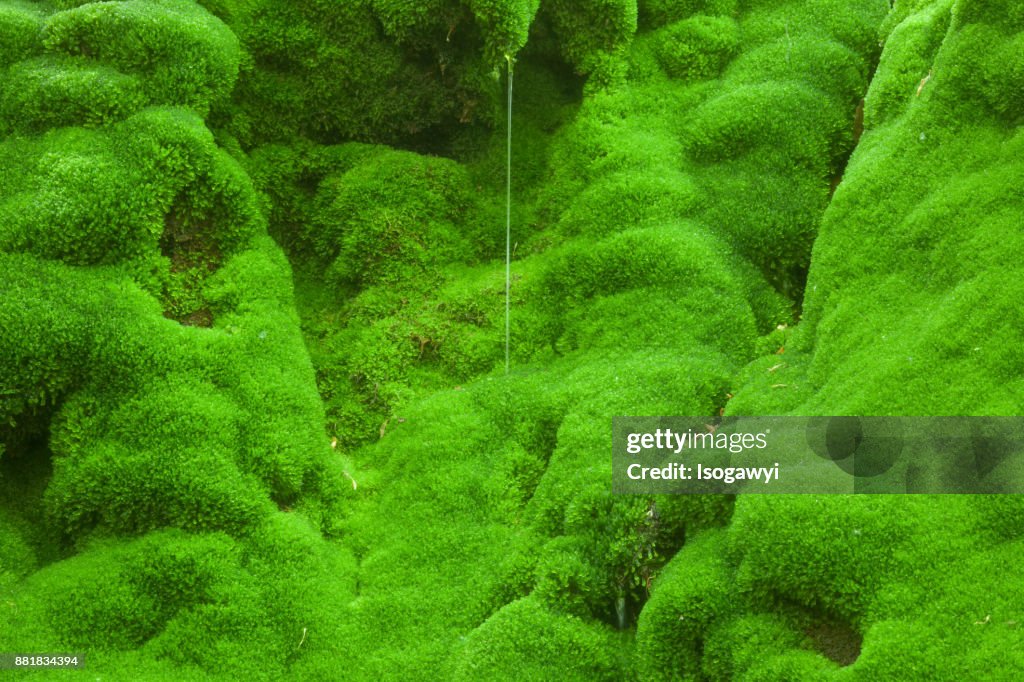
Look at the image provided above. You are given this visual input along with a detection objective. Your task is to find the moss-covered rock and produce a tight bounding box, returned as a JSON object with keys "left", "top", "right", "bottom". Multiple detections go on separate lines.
{"left": 1, "top": 0, "right": 1021, "bottom": 678}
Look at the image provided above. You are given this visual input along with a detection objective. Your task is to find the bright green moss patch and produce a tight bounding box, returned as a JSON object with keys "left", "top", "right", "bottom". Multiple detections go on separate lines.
{"left": 310, "top": 148, "right": 474, "bottom": 287}
{"left": 452, "top": 596, "right": 630, "bottom": 680}
{"left": 0, "top": 1, "right": 43, "bottom": 67}
{"left": 655, "top": 15, "right": 738, "bottom": 81}
{"left": 864, "top": 0, "right": 952, "bottom": 128}
{"left": 781, "top": 6, "right": 1024, "bottom": 414}
{"left": 42, "top": 0, "right": 241, "bottom": 115}
{"left": 1, "top": 57, "right": 147, "bottom": 134}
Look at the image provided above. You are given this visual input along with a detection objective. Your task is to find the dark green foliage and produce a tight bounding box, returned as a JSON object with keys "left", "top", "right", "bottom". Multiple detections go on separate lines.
{"left": 371, "top": 0, "right": 540, "bottom": 65}
{"left": 224, "top": 0, "right": 540, "bottom": 148}
{"left": 0, "top": 506, "right": 38, "bottom": 592}
{"left": 542, "top": 0, "right": 638, "bottom": 82}
{"left": 467, "top": 0, "right": 542, "bottom": 64}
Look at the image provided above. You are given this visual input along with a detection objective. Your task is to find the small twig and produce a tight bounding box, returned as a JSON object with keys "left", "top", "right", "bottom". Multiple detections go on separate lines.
{"left": 343, "top": 471, "right": 358, "bottom": 491}
{"left": 916, "top": 69, "right": 933, "bottom": 96}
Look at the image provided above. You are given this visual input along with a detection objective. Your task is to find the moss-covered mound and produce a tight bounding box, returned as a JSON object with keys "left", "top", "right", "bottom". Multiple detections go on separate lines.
{"left": 1, "top": 0, "right": 1022, "bottom": 679}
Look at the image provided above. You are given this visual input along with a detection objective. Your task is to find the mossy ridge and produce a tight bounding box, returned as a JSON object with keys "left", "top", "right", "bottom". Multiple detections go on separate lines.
{"left": 717, "top": 1, "right": 1024, "bottom": 678}
{"left": 0, "top": 0, "right": 241, "bottom": 135}
{"left": 0, "top": 521, "right": 358, "bottom": 681}
{"left": 0, "top": 1, "right": 358, "bottom": 677}
{"left": 1, "top": 228, "right": 354, "bottom": 675}
{"left": 754, "top": 0, "right": 1024, "bottom": 415}
{"left": 641, "top": 494, "right": 1024, "bottom": 680}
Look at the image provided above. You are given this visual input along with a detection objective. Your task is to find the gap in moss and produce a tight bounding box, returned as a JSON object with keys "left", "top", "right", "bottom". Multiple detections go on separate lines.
{"left": 0, "top": 406, "right": 63, "bottom": 567}
{"left": 159, "top": 195, "right": 222, "bottom": 328}
{"left": 804, "top": 617, "right": 862, "bottom": 667}
{"left": 828, "top": 97, "right": 866, "bottom": 201}
{"left": 786, "top": 260, "right": 811, "bottom": 322}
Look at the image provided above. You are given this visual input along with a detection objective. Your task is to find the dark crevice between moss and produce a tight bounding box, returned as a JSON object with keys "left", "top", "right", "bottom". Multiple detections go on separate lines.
{"left": 610, "top": 499, "right": 667, "bottom": 631}
{"left": 782, "top": 260, "right": 811, "bottom": 323}
{"left": 828, "top": 98, "right": 866, "bottom": 201}
{"left": 158, "top": 196, "right": 222, "bottom": 328}
{"left": 0, "top": 404, "right": 63, "bottom": 569}
{"left": 805, "top": 618, "right": 863, "bottom": 667}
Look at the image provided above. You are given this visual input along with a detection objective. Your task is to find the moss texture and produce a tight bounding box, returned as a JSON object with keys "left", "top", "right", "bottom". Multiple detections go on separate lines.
{"left": 1, "top": 0, "right": 1022, "bottom": 679}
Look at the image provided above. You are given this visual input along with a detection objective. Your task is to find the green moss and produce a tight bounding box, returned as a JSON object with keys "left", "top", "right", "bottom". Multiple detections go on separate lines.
{"left": 1, "top": 0, "right": 1020, "bottom": 678}
{"left": 789, "top": 11, "right": 1024, "bottom": 414}
{"left": 0, "top": 1, "right": 44, "bottom": 68}
{"left": 451, "top": 597, "right": 628, "bottom": 680}
{"left": 1, "top": 57, "right": 147, "bottom": 134}
{"left": 225, "top": 0, "right": 542, "bottom": 148}
{"left": 726, "top": 36, "right": 868, "bottom": 104}
{"left": 863, "top": 0, "right": 952, "bottom": 128}
{"left": 0, "top": 507, "right": 37, "bottom": 593}
{"left": 42, "top": 0, "right": 242, "bottom": 116}
{"left": 542, "top": 0, "right": 637, "bottom": 83}
{"left": 635, "top": 530, "right": 736, "bottom": 680}
{"left": 701, "top": 613, "right": 809, "bottom": 680}
{"left": 371, "top": 0, "right": 539, "bottom": 65}
{"left": 728, "top": 496, "right": 915, "bottom": 621}
{"left": 740, "top": 0, "right": 888, "bottom": 58}
{"left": 0, "top": 107, "right": 263, "bottom": 268}
{"left": 311, "top": 147, "right": 474, "bottom": 287}
{"left": 684, "top": 82, "right": 847, "bottom": 173}
{"left": 655, "top": 15, "right": 738, "bottom": 81}
{"left": 639, "top": 0, "right": 738, "bottom": 29}
{"left": 856, "top": 537, "right": 1024, "bottom": 679}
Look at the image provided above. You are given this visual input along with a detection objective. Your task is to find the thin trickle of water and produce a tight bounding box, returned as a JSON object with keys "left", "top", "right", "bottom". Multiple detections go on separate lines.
{"left": 505, "top": 55, "right": 514, "bottom": 375}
